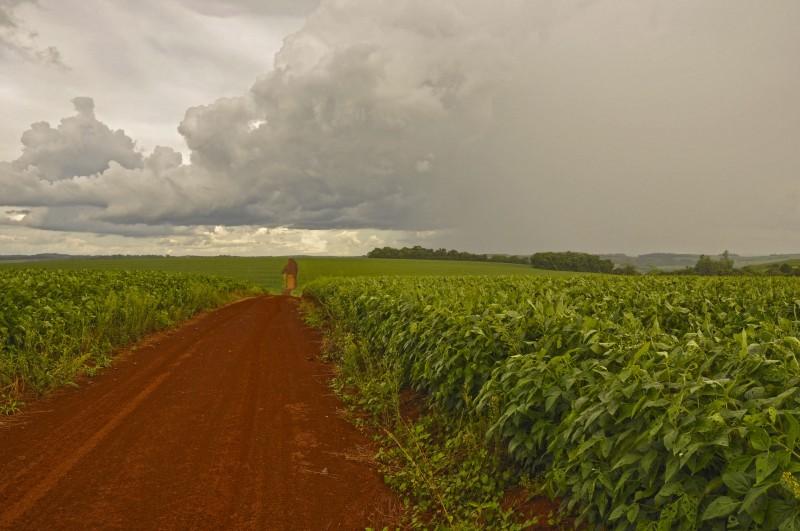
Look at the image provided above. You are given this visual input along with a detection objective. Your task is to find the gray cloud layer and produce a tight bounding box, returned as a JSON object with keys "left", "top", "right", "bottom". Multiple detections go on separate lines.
{"left": 0, "top": 0, "right": 62, "bottom": 65}
{"left": 179, "top": 0, "right": 320, "bottom": 17}
{"left": 1, "top": 0, "right": 799, "bottom": 254}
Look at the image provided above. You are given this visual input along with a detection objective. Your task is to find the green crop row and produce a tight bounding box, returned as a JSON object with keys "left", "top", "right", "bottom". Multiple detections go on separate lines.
{"left": 305, "top": 275, "right": 800, "bottom": 530}
{"left": 0, "top": 268, "right": 258, "bottom": 411}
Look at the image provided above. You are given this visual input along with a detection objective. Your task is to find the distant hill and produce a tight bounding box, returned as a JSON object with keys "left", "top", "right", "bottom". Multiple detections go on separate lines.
{"left": 0, "top": 253, "right": 75, "bottom": 262}
{"left": 601, "top": 253, "right": 800, "bottom": 271}
{"left": 743, "top": 258, "right": 800, "bottom": 273}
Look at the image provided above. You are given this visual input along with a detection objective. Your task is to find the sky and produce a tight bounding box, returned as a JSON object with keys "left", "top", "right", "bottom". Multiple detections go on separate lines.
{"left": 0, "top": 0, "right": 798, "bottom": 256}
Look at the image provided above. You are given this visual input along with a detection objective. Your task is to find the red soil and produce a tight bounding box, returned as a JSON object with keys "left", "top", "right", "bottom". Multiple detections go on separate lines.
{"left": 502, "top": 487, "right": 573, "bottom": 530}
{"left": 0, "top": 296, "right": 401, "bottom": 530}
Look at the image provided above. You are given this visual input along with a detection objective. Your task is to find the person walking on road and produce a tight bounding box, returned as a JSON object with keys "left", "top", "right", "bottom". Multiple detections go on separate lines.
{"left": 282, "top": 258, "right": 299, "bottom": 295}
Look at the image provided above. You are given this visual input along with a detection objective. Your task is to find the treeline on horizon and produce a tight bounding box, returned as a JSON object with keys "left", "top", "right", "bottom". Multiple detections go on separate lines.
{"left": 368, "top": 247, "right": 800, "bottom": 277}
{"left": 534, "top": 252, "right": 800, "bottom": 276}
{"left": 671, "top": 251, "right": 800, "bottom": 277}
{"left": 366, "top": 246, "right": 530, "bottom": 264}
{"left": 367, "top": 246, "right": 632, "bottom": 273}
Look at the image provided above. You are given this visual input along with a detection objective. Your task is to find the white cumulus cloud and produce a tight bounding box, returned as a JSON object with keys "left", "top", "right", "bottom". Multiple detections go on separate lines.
{"left": 13, "top": 97, "right": 143, "bottom": 180}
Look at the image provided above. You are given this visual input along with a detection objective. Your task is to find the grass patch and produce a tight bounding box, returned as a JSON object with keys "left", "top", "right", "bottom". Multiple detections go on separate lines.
{"left": 1, "top": 256, "right": 564, "bottom": 293}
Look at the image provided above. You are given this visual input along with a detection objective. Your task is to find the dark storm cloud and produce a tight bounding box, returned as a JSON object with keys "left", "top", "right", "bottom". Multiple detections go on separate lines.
{"left": 1, "top": 205, "right": 186, "bottom": 237}
{"left": 1, "top": 0, "right": 799, "bottom": 255}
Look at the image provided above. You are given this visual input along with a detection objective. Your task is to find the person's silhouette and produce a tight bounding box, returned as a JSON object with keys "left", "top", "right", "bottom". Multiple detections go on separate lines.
{"left": 282, "top": 258, "right": 298, "bottom": 295}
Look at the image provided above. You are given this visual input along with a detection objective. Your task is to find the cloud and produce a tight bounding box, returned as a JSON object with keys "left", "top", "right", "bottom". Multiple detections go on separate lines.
{"left": 1, "top": 0, "right": 799, "bottom": 255}
{"left": 4, "top": 208, "right": 29, "bottom": 221}
{"left": 153, "top": 0, "right": 530, "bottom": 230}
{"left": 178, "top": 0, "right": 321, "bottom": 18}
{"left": 12, "top": 97, "right": 143, "bottom": 180}
{"left": 0, "top": 0, "right": 63, "bottom": 65}
{"left": 0, "top": 220, "right": 428, "bottom": 256}
{"left": 0, "top": 1, "right": 17, "bottom": 26}
{"left": 145, "top": 146, "right": 182, "bottom": 174}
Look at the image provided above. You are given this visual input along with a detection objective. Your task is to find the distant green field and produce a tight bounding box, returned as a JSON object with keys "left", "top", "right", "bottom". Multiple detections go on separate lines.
{"left": 0, "top": 256, "right": 562, "bottom": 292}
{"left": 744, "top": 258, "right": 800, "bottom": 273}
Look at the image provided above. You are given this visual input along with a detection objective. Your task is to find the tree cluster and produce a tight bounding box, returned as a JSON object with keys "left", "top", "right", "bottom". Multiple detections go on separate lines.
{"left": 367, "top": 246, "right": 529, "bottom": 264}
{"left": 611, "top": 264, "right": 640, "bottom": 276}
{"left": 530, "top": 251, "right": 616, "bottom": 273}
{"left": 369, "top": 246, "right": 800, "bottom": 278}
{"left": 666, "top": 251, "right": 745, "bottom": 276}
{"left": 693, "top": 251, "right": 736, "bottom": 275}
{"left": 763, "top": 262, "right": 800, "bottom": 276}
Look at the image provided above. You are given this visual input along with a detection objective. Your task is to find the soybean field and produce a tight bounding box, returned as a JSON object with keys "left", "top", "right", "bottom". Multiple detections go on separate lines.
{"left": 306, "top": 275, "right": 800, "bottom": 529}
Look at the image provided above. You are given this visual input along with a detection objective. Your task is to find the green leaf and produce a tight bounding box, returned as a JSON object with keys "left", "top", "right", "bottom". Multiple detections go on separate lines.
{"left": 726, "top": 455, "right": 755, "bottom": 474}
{"left": 545, "top": 391, "right": 560, "bottom": 412}
{"left": 786, "top": 413, "right": 800, "bottom": 450}
{"left": 640, "top": 449, "right": 658, "bottom": 475}
{"left": 755, "top": 453, "right": 780, "bottom": 485}
{"left": 750, "top": 428, "right": 771, "bottom": 451}
{"left": 769, "top": 387, "right": 798, "bottom": 408}
{"left": 765, "top": 498, "right": 799, "bottom": 530}
{"left": 665, "top": 455, "right": 680, "bottom": 482}
{"left": 656, "top": 481, "right": 683, "bottom": 500}
{"left": 702, "top": 496, "right": 740, "bottom": 520}
{"left": 613, "top": 452, "right": 640, "bottom": 471}
{"left": 627, "top": 503, "right": 640, "bottom": 523}
{"left": 609, "top": 503, "right": 628, "bottom": 521}
{"left": 779, "top": 514, "right": 800, "bottom": 531}
{"left": 722, "top": 471, "right": 752, "bottom": 496}
{"left": 664, "top": 429, "right": 678, "bottom": 451}
{"left": 740, "top": 484, "right": 771, "bottom": 519}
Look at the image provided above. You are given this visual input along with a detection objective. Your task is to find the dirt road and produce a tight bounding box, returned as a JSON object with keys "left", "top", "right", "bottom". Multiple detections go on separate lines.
{"left": 0, "top": 296, "right": 399, "bottom": 530}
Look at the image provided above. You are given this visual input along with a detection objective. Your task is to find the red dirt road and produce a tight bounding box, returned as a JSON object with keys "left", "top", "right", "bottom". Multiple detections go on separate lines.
{"left": 0, "top": 296, "right": 399, "bottom": 530}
